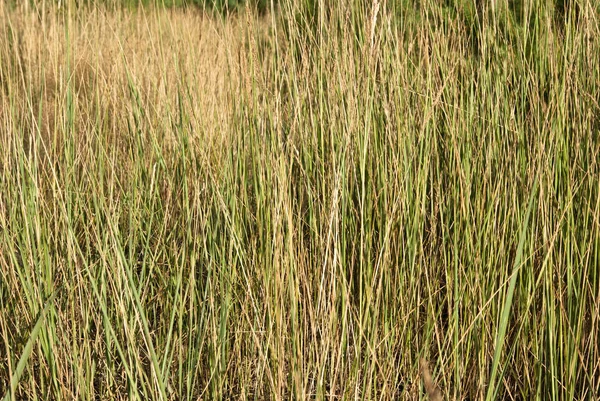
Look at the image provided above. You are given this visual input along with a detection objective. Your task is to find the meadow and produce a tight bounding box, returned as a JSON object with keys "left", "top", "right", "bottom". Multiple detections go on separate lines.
{"left": 0, "top": 0, "right": 599, "bottom": 399}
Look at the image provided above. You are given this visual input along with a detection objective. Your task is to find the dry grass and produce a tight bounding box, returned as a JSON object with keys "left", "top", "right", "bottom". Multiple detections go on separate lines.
{"left": 420, "top": 358, "right": 442, "bottom": 401}
{"left": 1, "top": 1, "right": 599, "bottom": 400}
{"left": 0, "top": 4, "right": 266, "bottom": 158}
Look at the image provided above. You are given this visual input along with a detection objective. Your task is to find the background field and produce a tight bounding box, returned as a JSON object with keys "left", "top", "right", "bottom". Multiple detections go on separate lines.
{"left": 1, "top": 0, "right": 599, "bottom": 400}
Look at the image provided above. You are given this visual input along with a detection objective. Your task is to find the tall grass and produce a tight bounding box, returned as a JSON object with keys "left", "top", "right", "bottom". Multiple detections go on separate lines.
{"left": 1, "top": 0, "right": 599, "bottom": 399}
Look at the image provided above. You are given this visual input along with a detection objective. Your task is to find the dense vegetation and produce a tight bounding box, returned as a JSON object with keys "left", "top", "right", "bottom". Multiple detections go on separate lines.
{"left": 1, "top": 0, "right": 599, "bottom": 399}
{"left": 5, "top": 0, "right": 275, "bottom": 13}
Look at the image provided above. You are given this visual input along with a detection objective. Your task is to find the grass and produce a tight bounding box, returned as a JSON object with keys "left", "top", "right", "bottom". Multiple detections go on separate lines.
{"left": 0, "top": 0, "right": 599, "bottom": 399}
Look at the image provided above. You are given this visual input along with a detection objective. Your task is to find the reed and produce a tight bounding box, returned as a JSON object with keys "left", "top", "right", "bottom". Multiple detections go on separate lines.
{"left": 1, "top": 0, "right": 599, "bottom": 399}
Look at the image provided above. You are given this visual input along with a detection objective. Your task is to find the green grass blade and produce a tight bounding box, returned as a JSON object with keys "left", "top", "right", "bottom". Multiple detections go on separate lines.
{"left": 2, "top": 293, "right": 56, "bottom": 401}
{"left": 486, "top": 178, "right": 539, "bottom": 401}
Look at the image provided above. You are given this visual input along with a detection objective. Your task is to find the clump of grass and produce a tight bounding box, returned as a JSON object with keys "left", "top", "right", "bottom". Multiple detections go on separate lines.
{"left": 1, "top": 0, "right": 599, "bottom": 400}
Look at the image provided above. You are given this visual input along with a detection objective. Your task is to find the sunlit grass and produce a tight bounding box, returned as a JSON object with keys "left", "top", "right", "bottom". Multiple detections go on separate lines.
{"left": 1, "top": 1, "right": 599, "bottom": 400}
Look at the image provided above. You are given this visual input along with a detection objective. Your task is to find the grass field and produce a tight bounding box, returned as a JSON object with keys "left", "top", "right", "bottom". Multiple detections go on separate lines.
{"left": 1, "top": 1, "right": 599, "bottom": 399}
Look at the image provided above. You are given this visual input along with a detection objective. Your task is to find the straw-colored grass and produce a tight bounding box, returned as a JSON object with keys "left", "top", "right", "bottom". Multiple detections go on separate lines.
{"left": 1, "top": 1, "right": 599, "bottom": 400}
